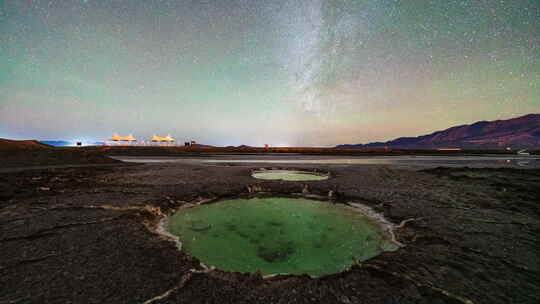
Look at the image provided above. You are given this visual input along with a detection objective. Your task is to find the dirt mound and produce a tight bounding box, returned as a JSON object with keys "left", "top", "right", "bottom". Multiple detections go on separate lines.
{"left": 0, "top": 138, "right": 52, "bottom": 150}
{"left": 0, "top": 139, "right": 121, "bottom": 168}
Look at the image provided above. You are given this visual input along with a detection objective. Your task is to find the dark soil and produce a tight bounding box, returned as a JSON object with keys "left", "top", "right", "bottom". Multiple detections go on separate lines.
{"left": 1, "top": 160, "right": 539, "bottom": 303}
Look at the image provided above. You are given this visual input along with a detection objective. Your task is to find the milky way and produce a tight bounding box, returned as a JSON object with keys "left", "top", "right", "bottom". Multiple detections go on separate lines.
{"left": 1, "top": 0, "right": 539, "bottom": 146}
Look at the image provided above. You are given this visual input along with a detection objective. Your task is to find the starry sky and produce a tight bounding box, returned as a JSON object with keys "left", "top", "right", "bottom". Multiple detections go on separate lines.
{"left": 1, "top": 0, "right": 539, "bottom": 146}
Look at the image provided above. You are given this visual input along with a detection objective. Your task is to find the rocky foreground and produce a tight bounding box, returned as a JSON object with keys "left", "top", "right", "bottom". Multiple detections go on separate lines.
{"left": 1, "top": 161, "right": 539, "bottom": 304}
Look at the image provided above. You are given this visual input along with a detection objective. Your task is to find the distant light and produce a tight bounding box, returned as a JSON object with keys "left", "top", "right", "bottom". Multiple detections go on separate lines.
{"left": 274, "top": 143, "right": 290, "bottom": 147}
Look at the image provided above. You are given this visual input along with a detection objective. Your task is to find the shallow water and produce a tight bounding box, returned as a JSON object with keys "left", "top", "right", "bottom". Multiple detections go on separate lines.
{"left": 252, "top": 170, "right": 328, "bottom": 181}
{"left": 167, "top": 197, "right": 397, "bottom": 277}
{"left": 112, "top": 155, "right": 540, "bottom": 169}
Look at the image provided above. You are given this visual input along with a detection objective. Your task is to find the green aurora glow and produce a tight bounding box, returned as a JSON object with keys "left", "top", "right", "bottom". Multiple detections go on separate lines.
{"left": 1, "top": 0, "right": 538, "bottom": 146}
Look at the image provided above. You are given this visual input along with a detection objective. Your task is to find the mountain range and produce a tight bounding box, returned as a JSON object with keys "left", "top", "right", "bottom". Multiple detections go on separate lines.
{"left": 337, "top": 114, "right": 540, "bottom": 149}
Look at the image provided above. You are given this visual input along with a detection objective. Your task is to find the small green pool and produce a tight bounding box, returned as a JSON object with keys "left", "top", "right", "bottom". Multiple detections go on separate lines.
{"left": 252, "top": 170, "right": 328, "bottom": 181}
{"left": 167, "top": 197, "right": 398, "bottom": 277}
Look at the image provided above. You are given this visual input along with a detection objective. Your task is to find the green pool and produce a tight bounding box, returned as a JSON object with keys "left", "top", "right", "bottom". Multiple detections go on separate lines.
{"left": 251, "top": 170, "right": 328, "bottom": 181}
{"left": 167, "top": 197, "right": 398, "bottom": 277}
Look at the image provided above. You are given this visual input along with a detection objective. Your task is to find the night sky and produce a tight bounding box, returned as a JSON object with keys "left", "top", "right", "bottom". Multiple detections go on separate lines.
{"left": 1, "top": 0, "right": 539, "bottom": 146}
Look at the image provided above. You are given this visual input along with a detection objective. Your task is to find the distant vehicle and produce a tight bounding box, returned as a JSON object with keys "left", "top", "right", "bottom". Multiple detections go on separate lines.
{"left": 517, "top": 149, "right": 530, "bottom": 155}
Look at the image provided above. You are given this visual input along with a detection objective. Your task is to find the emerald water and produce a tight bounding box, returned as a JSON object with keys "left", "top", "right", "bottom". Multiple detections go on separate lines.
{"left": 167, "top": 197, "right": 397, "bottom": 277}
{"left": 252, "top": 170, "right": 328, "bottom": 181}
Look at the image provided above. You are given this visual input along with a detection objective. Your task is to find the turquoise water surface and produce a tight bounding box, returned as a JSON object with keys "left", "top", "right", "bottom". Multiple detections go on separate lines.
{"left": 168, "top": 197, "right": 397, "bottom": 277}
{"left": 252, "top": 170, "right": 328, "bottom": 181}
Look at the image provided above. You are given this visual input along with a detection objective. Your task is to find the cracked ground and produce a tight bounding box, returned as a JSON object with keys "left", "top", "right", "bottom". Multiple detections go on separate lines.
{"left": 1, "top": 162, "right": 539, "bottom": 304}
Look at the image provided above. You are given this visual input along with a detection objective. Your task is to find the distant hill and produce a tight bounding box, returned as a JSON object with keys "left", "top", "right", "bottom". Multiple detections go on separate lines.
{"left": 0, "top": 138, "right": 119, "bottom": 167}
{"left": 225, "top": 145, "right": 252, "bottom": 149}
{"left": 0, "top": 139, "right": 52, "bottom": 150}
{"left": 337, "top": 114, "right": 540, "bottom": 149}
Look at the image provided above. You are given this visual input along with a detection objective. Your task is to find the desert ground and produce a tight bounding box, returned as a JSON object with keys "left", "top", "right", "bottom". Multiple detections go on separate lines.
{"left": 1, "top": 143, "right": 539, "bottom": 303}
